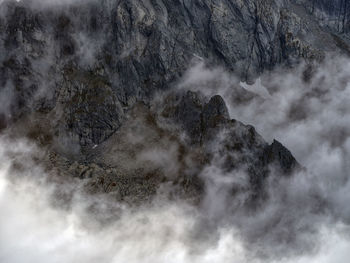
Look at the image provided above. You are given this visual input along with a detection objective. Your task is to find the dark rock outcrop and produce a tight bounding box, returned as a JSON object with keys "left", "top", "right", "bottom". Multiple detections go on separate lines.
{"left": 161, "top": 91, "right": 231, "bottom": 145}
{"left": 264, "top": 139, "right": 299, "bottom": 174}
{"left": 159, "top": 91, "right": 299, "bottom": 200}
{"left": 43, "top": 90, "right": 299, "bottom": 203}
{"left": 0, "top": 0, "right": 348, "bottom": 148}
{"left": 295, "top": 0, "right": 350, "bottom": 33}
{"left": 0, "top": 0, "right": 315, "bottom": 204}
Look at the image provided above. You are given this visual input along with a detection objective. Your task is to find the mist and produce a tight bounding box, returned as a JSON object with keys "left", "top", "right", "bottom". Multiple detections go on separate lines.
{"left": 1, "top": 0, "right": 350, "bottom": 260}
{"left": 0, "top": 56, "right": 350, "bottom": 262}
{"left": 1, "top": 139, "right": 350, "bottom": 262}
{"left": 0, "top": 140, "right": 349, "bottom": 263}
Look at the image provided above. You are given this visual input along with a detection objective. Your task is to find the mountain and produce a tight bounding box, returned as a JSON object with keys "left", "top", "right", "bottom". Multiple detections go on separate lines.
{"left": 0, "top": 0, "right": 347, "bottom": 202}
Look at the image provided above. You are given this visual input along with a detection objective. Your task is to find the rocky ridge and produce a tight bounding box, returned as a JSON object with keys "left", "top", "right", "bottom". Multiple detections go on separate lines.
{"left": 0, "top": 0, "right": 342, "bottom": 203}
{"left": 45, "top": 90, "right": 298, "bottom": 203}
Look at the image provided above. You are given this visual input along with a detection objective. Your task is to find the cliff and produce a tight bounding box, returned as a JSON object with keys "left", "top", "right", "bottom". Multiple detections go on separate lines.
{"left": 0, "top": 0, "right": 343, "bottom": 202}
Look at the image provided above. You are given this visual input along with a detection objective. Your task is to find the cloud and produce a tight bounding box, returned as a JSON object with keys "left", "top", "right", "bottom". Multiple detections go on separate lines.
{"left": 1, "top": 1, "right": 350, "bottom": 259}
{"left": 0, "top": 136, "right": 247, "bottom": 263}
{"left": 1, "top": 137, "right": 350, "bottom": 263}
{"left": 174, "top": 55, "right": 350, "bottom": 258}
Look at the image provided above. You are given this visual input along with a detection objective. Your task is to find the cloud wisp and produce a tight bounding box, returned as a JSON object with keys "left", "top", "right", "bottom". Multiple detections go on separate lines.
{"left": 1, "top": 42, "right": 350, "bottom": 261}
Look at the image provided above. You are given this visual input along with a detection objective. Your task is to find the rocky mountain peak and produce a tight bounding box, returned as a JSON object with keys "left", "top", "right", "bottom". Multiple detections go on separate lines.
{"left": 0, "top": 0, "right": 343, "bottom": 202}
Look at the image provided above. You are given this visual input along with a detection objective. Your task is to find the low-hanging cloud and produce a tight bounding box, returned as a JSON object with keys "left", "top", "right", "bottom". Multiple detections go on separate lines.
{"left": 1, "top": 134, "right": 350, "bottom": 263}
{"left": 175, "top": 55, "right": 350, "bottom": 260}
{"left": 1, "top": 8, "right": 350, "bottom": 258}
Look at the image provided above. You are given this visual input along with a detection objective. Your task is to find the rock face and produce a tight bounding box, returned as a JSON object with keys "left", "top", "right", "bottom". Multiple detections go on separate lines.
{"left": 264, "top": 139, "right": 299, "bottom": 174}
{"left": 295, "top": 0, "right": 350, "bottom": 33}
{"left": 159, "top": 91, "right": 299, "bottom": 199}
{"left": 0, "top": 0, "right": 349, "bottom": 147}
{"left": 0, "top": 0, "right": 338, "bottom": 203}
{"left": 161, "top": 91, "right": 230, "bottom": 145}
{"left": 47, "top": 91, "right": 297, "bottom": 203}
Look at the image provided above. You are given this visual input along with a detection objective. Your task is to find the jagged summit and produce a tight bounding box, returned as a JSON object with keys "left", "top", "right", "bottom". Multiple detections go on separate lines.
{"left": 0, "top": 0, "right": 341, "bottom": 203}
{"left": 0, "top": 0, "right": 349, "bottom": 148}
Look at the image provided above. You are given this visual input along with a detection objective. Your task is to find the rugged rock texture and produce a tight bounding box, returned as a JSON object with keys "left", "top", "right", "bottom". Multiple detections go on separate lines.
{"left": 159, "top": 91, "right": 299, "bottom": 198}
{"left": 42, "top": 91, "right": 298, "bottom": 203}
{"left": 295, "top": 0, "right": 350, "bottom": 33}
{"left": 264, "top": 139, "right": 298, "bottom": 174}
{"left": 0, "top": 0, "right": 349, "bottom": 148}
{"left": 0, "top": 0, "right": 337, "bottom": 203}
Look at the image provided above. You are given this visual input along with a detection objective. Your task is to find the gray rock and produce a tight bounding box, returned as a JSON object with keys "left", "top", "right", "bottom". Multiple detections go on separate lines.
{"left": 264, "top": 139, "right": 299, "bottom": 174}
{"left": 0, "top": 0, "right": 325, "bottom": 205}
{"left": 160, "top": 91, "right": 299, "bottom": 198}
{"left": 0, "top": 0, "right": 348, "bottom": 147}
{"left": 46, "top": 91, "right": 299, "bottom": 204}
{"left": 294, "top": 0, "right": 350, "bottom": 33}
